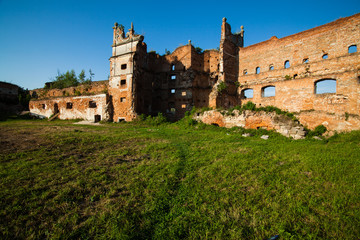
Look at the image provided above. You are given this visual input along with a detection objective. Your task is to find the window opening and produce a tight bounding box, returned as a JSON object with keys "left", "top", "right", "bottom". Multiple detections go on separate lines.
{"left": 322, "top": 54, "right": 328, "bottom": 59}
{"left": 41, "top": 104, "right": 46, "bottom": 109}
{"left": 269, "top": 65, "right": 274, "bottom": 71}
{"left": 171, "top": 75, "right": 176, "bottom": 80}
{"left": 89, "top": 101, "right": 97, "bottom": 108}
{"left": 181, "top": 104, "right": 186, "bottom": 109}
{"left": 262, "top": 86, "right": 275, "bottom": 97}
{"left": 182, "top": 91, "right": 186, "bottom": 96}
{"left": 120, "top": 97, "right": 126, "bottom": 102}
{"left": 120, "top": 79, "right": 126, "bottom": 85}
{"left": 241, "top": 88, "right": 253, "bottom": 99}
{"left": 169, "top": 102, "right": 175, "bottom": 113}
{"left": 171, "top": 64, "right": 175, "bottom": 71}
{"left": 54, "top": 103, "right": 59, "bottom": 114}
{"left": 284, "top": 60, "right": 290, "bottom": 69}
{"left": 256, "top": 67, "right": 260, "bottom": 74}
{"left": 303, "top": 58, "right": 309, "bottom": 63}
{"left": 348, "top": 45, "right": 357, "bottom": 53}
{"left": 121, "top": 64, "right": 127, "bottom": 70}
{"left": 94, "top": 115, "right": 101, "bottom": 123}
{"left": 171, "top": 89, "right": 175, "bottom": 94}
{"left": 66, "top": 102, "right": 73, "bottom": 109}
{"left": 243, "top": 69, "right": 247, "bottom": 75}
{"left": 315, "top": 79, "right": 336, "bottom": 94}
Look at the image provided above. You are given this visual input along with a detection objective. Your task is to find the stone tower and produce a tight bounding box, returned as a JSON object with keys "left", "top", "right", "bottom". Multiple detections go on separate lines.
{"left": 109, "top": 22, "right": 144, "bottom": 121}
{"left": 210, "top": 18, "right": 244, "bottom": 108}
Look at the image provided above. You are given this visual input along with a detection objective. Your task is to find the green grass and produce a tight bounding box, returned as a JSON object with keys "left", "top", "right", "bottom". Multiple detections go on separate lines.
{"left": 0, "top": 119, "right": 359, "bottom": 239}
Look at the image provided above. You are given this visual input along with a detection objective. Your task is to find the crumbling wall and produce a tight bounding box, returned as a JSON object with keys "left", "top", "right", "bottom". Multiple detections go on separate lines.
{"left": 28, "top": 14, "right": 360, "bottom": 133}
{"left": 108, "top": 22, "right": 144, "bottom": 122}
{"left": 29, "top": 94, "right": 109, "bottom": 121}
{"left": 210, "top": 18, "right": 243, "bottom": 109}
{"left": 194, "top": 110, "right": 306, "bottom": 139}
{"left": 143, "top": 44, "right": 219, "bottom": 121}
{"left": 296, "top": 110, "right": 360, "bottom": 133}
{"left": 30, "top": 80, "right": 108, "bottom": 99}
{"left": 236, "top": 13, "right": 360, "bottom": 131}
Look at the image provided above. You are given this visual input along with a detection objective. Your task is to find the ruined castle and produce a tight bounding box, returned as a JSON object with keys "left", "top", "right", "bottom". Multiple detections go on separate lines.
{"left": 30, "top": 13, "right": 360, "bottom": 132}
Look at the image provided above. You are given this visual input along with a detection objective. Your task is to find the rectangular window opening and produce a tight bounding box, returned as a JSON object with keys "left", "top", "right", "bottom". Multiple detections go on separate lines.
{"left": 121, "top": 64, "right": 127, "bottom": 70}
{"left": 94, "top": 115, "right": 101, "bottom": 123}
{"left": 182, "top": 91, "right": 186, "bottom": 96}
{"left": 120, "top": 79, "right": 126, "bottom": 85}
{"left": 89, "top": 101, "right": 97, "bottom": 108}
{"left": 120, "top": 97, "right": 126, "bottom": 102}
{"left": 66, "top": 102, "right": 73, "bottom": 109}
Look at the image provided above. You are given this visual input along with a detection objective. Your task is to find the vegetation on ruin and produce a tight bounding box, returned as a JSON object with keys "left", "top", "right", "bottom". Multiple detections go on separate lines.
{"left": 214, "top": 101, "right": 298, "bottom": 122}
{"left": 1, "top": 118, "right": 359, "bottom": 239}
{"left": 45, "top": 69, "right": 94, "bottom": 89}
{"left": 217, "top": 81, "right": 227, "bottom": 94}
{"left": 194, "top": 47, "right": 203, "bottom": 54}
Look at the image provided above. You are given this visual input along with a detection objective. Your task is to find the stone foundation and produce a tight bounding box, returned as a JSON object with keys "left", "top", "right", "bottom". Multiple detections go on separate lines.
{"left": 194, "top": 110, "right": 306, "bottom": 139}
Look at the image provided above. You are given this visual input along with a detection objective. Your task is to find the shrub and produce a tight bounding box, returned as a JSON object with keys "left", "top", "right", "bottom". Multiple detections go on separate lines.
{"left": 307, "top": 124, "right": 327, "bottom": 137}
{"left": 314, "top": 125, "right": 327, "bottom": 135}
{"left": 242, "top": 101, "right": 256, "bottom": 111}
{"left": 195, "top": 47, "right": 203, "bottom": 54}
{"left": 285, "top": 75, "right": 292, "bottom": 80}
{"left": 217, "top": 81, "right": 227, "bottom": 94}
{"left": 141, "top": 113, "right": 168, "bottom": 126}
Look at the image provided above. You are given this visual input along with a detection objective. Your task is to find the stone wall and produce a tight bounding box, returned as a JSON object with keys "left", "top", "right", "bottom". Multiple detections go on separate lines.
{"left": 30, "top": 80, "right": 108, "bottom": 99}
{"left": 29, "top": 94, "right": 110, "bottom": 122}
{"left": 194, "top": 110, "right": 306, "bottom": 139}
{"left": 235, "top": 13, "right": 360, "bottom": 131}
{"left": 29, "top": 14, "right": 360, "bottom": 130}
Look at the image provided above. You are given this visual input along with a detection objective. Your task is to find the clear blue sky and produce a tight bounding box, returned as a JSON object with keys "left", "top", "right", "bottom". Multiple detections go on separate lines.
{"left": 0, "top": 0, "right": 359, "bottom": 90}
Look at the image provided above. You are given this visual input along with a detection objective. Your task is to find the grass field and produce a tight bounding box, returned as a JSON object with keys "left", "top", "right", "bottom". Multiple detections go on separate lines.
{"left": 0, "top": 119, "right": 359, "bottom": 239}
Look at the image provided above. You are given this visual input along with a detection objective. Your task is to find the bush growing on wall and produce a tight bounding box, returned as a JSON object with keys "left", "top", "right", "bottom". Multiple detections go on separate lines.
{"left": 306, "top": 125, "right": 327, "bottom": 137}
{"left": 45, "top": 69, "right": 93, "bottom": 89}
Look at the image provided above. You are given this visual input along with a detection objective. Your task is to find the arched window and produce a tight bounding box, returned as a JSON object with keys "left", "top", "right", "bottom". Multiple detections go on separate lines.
{"left": 269, "top": 65, "right": 274, "bottom": 71}
{"left": 322, "top": 54, "right": 328, "bottom": 60}
{"left": 171, "top": 64, "right": 175, "bottom": 71}
{"left": 262, "top": 86, "right": 275, "bottom": 97}
{"left": 284, "top": 60, "right": 290, "bottom": 69}
{"left": 243, "top": 69, "right": 248, "bottom": 75}
{"left": 315, "top": 79, "right": 336, "bottom": 94}
{"left": 256, "top": 67, "right": 260, "bottom": 74}
{"left": 241, "top": 88, "right": 253, "bottom": 99}
{"left": 348, "top": 45, "right": 357, "bottom": 53}
{"left": 303, "top": 58, "right": 309, "bottom": 63}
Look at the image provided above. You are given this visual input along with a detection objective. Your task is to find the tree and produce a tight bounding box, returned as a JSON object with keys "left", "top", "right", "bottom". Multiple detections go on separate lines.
{"left": 89, "top": 69, "right": 95, "bottom": 81}
{"left": 51, "top": 69, "right": 79, "bottom": 89}
{"left": 195, "top": 47, "right": 203, "bottom": 54}
{"left": 45, "top": 69, "right": 93, "bottom": 89}
{"left": 78, "top": 70, "right": 86, "bottom": 83}
{"left": 18, "top": 87, "right": 31, "bottom": 110}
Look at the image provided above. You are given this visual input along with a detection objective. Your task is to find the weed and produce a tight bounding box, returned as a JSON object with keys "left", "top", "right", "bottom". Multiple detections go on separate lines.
{"left": 285, "top": 75, "right": 292, "bottom": 80}
{"left": 217, "top": 81, "right": 227, "bottom": 94}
